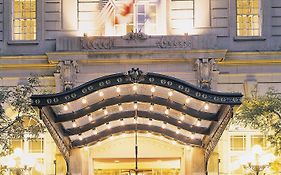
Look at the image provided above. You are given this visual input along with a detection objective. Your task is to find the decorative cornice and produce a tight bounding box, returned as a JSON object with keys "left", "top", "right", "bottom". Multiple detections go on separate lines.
{"left": 31, "top": 69, "right": 242, "bottom": 106}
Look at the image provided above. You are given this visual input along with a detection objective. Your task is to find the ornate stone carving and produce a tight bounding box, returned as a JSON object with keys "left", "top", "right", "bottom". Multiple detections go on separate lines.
{"left": 204, "top": 107, "right": 233, "bottom": 166}
{"left": 122, "top": 31, "right": 149, "bottom": 40}
{"left": 56, "top": 60, "right": 79, "bottom": 91}
{"left": 126, "top": 68, "right": 146, "bottom": 83}
{"left": 194, "top": 58, "right": 217, "bottom": 90}
{"left": 156, "top": 36, "right": 192, "bottom": 48}
{"left": 41, "top": 112, "right": 70, "bottom": 163}
{"left": 81, "top": 37, "right": 113, "bottom": 50}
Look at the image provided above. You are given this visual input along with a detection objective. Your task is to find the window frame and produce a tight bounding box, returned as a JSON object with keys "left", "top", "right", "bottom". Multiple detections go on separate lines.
{"left": 7, "top": 0, "right": 42, "bottom": 44}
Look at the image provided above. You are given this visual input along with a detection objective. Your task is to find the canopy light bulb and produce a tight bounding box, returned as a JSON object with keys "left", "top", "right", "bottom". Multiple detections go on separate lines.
{"left": 93, "top": 129, "right": 98, "bottom": 135}
{"left": 162, "top": 123, "right": 166, "bottom": 129}
{"left": 151, "top": 86, "right": 156, "bottom": 93}
{"left": 81, "top": 98, "right": 87, "bottom": 104}
{"left": 78, "top": 134, "right": 83, "bottom": 141}
{"left": 180, "top": 114, "right": 185, "bottom": 121}
{"left": 185, "top": 98, "right": 191, "bottom": 104}
{"left": 165, "top": 109, "right": 169, "bottom": 115}
{"left": 134, "top": 117, "right": 138, "bottom": 124}
{"left": 196, "top": 119, "right": 201, "bottom": 126}
{"left": 116, "top": 87, "right": 121, "bottom": 93}
{"left": 134, "top": 103, "right": 138, "bottom": 110}
{"left": 63, "top": 105, "right": 68, "bottom": 111}
{"left": 149, "top": 105, "right": 154, "bottom": 111}
{"left": 119, "top": 105, "right": 123, "bottom": 111}
{"left": 204, "top": 104, "right": 209, "bottom": 110}
{"left": 172, "top": 141, "right": 177, "bottom": 145}
{"left": 99, "top": 91, "right": 104, "bottom": 97}
{"left": 120, "top": 119, "right": 125, "bottom": 126}
{"left": 72, "top": 121, "right": 77, "bottom": 127}
{"left": 107, "top": 123, "right": 111, "bottom": 129}
{"left": 148, "top": 119, "right": 152, "bottom": 126}
{"left": 133, "top": 84, "right": 138, "bottom": 91}
{"left": 104, "top": 109, "right": 108, "bottom": 115}
{"left": 168, "top": 91, "right": 173, "bottom": 97}
{"left": 88, "top": 114, "right": 93, "bottom": 122}
{"left": 191, "top": 133, "right": 195, "bottom": 139}
{"left": 176, "top": 129, "right": 180, "bottom": 134}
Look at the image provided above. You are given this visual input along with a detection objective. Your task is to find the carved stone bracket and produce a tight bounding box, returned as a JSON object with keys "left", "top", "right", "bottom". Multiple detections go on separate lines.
{"left": 122, "top": 31, "right": 149, "bottom": 40}
{"left": 56, "top": 60, "right": 79, "bottom": 91}
{"left": 204, "top": 107, "right": 233, "bottom": 167}
{"left": 194, "top": 58, "right": 218, "bottom": 90}
{"left": 125, "top": 68, "right": 146, "bottom": 83}
{"left": 41, "top": 112, "right": 70, "bottom": 163}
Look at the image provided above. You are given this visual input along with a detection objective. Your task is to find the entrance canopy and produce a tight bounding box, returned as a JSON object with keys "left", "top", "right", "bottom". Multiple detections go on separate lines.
{"left": 31, "top": 68, "right": 242, "bottom": 163}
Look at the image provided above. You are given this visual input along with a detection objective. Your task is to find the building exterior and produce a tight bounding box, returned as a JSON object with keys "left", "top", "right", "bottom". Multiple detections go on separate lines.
{"left": 1, "top": 0, "right": 281, "bottom": 175}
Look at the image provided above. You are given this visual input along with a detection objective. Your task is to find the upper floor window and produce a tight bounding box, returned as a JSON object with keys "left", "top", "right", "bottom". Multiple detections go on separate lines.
{"left": 12, "top": 0, "right": 37, "bottom": 40}
{"left": 104, "top": 0, "right": 159, "bottom": 36}
{"left": 236, "top": 0, "right": 260, "bottom": 36}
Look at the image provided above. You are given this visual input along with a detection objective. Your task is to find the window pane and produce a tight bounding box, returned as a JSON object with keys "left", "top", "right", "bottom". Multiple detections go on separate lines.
{"left": 231, "top": 135, "right": 246, "bottom": 151}
{"left": 28, "top": 138, "right": 44, "bottom": 153}
{"left": 236, "top": 0, "right": 260, "bottom": 36}
{"left": 251, "top": 135, "right": 266, "bottom": 148}
{"left": 10, "top": 139, "right": 24, "bottom": 150}
{"left": 13, "top": 0, "right": 36, "bottom": 40}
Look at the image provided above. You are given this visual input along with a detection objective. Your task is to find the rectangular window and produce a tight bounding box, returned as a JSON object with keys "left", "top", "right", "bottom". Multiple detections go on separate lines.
{"left": 13, "top": 0, "right": 37, "bottom": 40}
{"left": 10, "top": 139, "right": 24, "bottom": 150}
{"left": 230, "top": 135, "right": 246, "bottom": 151}
{"left": 236, "top": 0, "right": 260, "bottom": 36}
{"left": 28, "top": 138, "right": 44, "bottom": 153}
{"left": 251, "top": 135, "right": 266, "bottom": 148}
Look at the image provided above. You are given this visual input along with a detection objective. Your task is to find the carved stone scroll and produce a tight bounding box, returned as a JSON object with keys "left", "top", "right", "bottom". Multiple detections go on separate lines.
{"left": 56, "top": 60, "right": 79, "bottom": 91}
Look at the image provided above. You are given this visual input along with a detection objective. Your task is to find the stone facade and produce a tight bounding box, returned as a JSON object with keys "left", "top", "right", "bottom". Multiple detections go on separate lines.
{"left": 1, "top": 0, "right": 281, "bottom": 175}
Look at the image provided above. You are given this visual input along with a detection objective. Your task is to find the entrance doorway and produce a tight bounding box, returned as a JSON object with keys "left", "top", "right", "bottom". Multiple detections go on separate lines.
{"left": 93, "top": 158, "right": 180, "bottom": 175}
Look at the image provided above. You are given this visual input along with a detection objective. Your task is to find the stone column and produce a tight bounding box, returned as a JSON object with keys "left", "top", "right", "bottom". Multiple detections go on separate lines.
{"left": 194, "top": 58, "right": 218, "bottom": 90}
{"left": 184, "top": 147, "right": 206, "bottom": 175}
{"left": 68, "top": 148, "right": 90, "bottom": 175}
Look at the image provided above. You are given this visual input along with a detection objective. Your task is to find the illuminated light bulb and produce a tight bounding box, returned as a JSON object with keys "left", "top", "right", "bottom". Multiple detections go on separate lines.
{"left": 151, "top": 86, "right": 156, "bottom": 93}
{"left": 81, "top": 98, "right": 87, "bottom": 104}
{"left": 78, "top": 134, "right": 83, "bottom": 141}
{"left": 180, "top": 114, "right": 185, "bottom": 121}
{"left": 104, "top": 109, "right": 108, "bottom": 115}
{"left": 72, "top": 121, "right": 77, "bottom": 127}
{"left": 168, "top": 91, "right": 173, "bottom": 97}
{"left": 172, "top": 141, "right": 177, "bottom": 145}
{"left": 107, "top": 123, "right": 111, "bottom": 129}
{"left": 148, "top": 119, "right": 152, "bottom": 126}
{"left": 116, "top": 87, "right": 121, "bottom": 93}
{"left": 149, "top": 104, "right": 154, "bottom": 111}
{"left": 185, "top": 98, "right": 191, "bottom": 104}
{"left": 134, "top": 117, "right": 138, "bottom": 124}
{"left": 63, "top": 104, "right": 68, "bottom": 111}
{"left": 176, "top": 129, "right": 180, "bottom": 134}
{"left": 190, "top": 133, "right": 195, "bottom": 139}
{"left": 120, "top": 119, "right": 125, "bottom": 126}
{"left": 99, "top": 91, "right": 104, "bottom": 97}
{"left": 204, "top": 104, "right": 209, "bottom": 110}
{"left": 134, "top": 103, "right": 138, "bottom": 110}
{"left": 119, "top": 105, "right": 123, "bottom": 111}
{"left": 93, "top": 129, "right": 98, "bottom": 135}
{"left": 161, "top": 123, "right": 166, "bottom": 129}
{"left": 146, "top": 132, "right": 152, "bottom": 137}
{"left": 196, "top": 119, "right": 201, "bottom": 126}
{"left": 88, "top": 114, "right": 93, "bottom": 122}
{"left": 133, "top": 84, "right": 138, "bottom": 91}
{"left": 165, "top": 108, "right": 169, "bottom": 115}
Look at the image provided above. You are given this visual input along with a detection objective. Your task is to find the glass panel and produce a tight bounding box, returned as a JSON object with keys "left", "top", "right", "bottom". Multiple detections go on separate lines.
{"left": 236, "top": 0, "right": 260, "bottom": 36}
{"left": 10, "top": 139, "right": 24, "bottom": 150}
{"left": 28, "top": 138, "right": 44, "bottom": 153}
{"left": 13, "top": 0, "right": 36, "bottom": 40}
{"left": 251, "top": 135, "right": 266, "bottom": 148}
{"left": 231, "top": 135, "right": 246, "bottom": 151}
